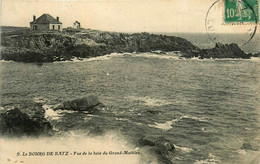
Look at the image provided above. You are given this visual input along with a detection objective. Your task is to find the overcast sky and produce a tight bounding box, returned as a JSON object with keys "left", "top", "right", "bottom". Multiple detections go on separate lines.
{"left": 1, "top": 0, "right": 259, "bottom": 33}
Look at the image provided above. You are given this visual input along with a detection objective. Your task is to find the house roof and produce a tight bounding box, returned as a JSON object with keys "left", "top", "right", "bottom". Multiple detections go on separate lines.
{"left": 30, "top": 14, "right": 62, "bottom": 24}
{"left": 74, "top": 21, "right": 80, "bottom": 25}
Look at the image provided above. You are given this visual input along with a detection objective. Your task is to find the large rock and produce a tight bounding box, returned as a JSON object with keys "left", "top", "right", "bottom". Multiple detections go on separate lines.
{"left": 181, "top": 42, "right": 252, "bottom": 59}
{"left": 138, "top": 136, "right": 175, "bottom": 154}
{"left": 200, "top": 43, "right": 251, "bottom": 59}
{"left": 138, "top": 136, "right": 175, "bottom": 164}
{"left": 241, "top": 142, "right": 259, "bottom": 151}
{"left": 0, "top": 105, "right": 52, "bottom": 136}
{"left": 54, "top": 95, "right": 104, "bottom": 113}
{"left": 253, "top": 52, "right": 260, "bottom": 57}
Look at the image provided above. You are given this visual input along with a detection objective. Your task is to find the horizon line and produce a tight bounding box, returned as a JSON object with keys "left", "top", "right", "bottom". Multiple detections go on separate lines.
{"left": 1, "top": 25, "right": 259, "bottom": 35}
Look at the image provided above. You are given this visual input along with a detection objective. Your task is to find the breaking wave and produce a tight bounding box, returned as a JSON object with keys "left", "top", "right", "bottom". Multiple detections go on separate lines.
{"left": 0, "top": 132, "right": 145, "bottom": 164}
{"left": 126, "top": 96, "right": 171, "bottom": 107}
{"left": 194, "top": 153, "right": 221, "bottom": 164}
{"left": 148, "top": 121, "right": 173, "bottom": 130}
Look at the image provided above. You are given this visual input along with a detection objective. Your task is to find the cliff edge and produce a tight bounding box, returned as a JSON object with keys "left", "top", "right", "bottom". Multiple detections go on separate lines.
{"left": 0, "top": 27, "right": 253, "bottom": 62}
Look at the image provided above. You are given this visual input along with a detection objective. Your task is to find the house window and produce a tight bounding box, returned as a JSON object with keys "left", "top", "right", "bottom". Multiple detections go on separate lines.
{"left": 53, "top": 25, "right": 55, "bottom": 30}
{"left": 58, "top": 25, "right": 60, "bottom": 30}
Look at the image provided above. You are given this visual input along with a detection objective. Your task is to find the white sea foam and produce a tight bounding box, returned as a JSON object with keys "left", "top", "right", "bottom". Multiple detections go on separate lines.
{"left": 148, "top": 121, "right": 173, "bottom": 130}
{"left": 134, "top": 122, "right": 143, "bottom": 126}
{"left": 43, "top": 105, "right": 60, "bottom": 120}
{"left": 83, "top": 55, "right": 111, "bottom": 62}
{"left": 127, "top": 96, "right": 171, "bottom": 107}
{"left": 148, "top": 114, "right": 208, "bottom": 130}
{"left": 0, "top": 60, "right": 15, "bottom": 63}
{"left": 181, "top": 115, "right": 208, "bottom": 122}
{"left": 148, "top": 114, "right": 209, "bottom": 131}
{"left": 131, "top": 53, "right": 260, "bottom": 62}
{"left": 0, "top": 106, "right": 5, "bottom": 111}
{"left": 42, "top": 104, "right": 52, "bottom": 111}
{"left": 34, "top": 97, "right": 48, "bottom": 103}
{"left": 131, "top": 52, "right": 180, "bottom": 60}
{"left": 201, "top": 127, "right": 218, "bottom": 133}
{"left": 194, "top": 153, "right": 221, "bottom": 164}
{"left": 115, "top": 117, "right": 129, "bottom": 121}
{"left": 148, "top": 116, "right": 184, "bottom": 130}
{"left": 174, "top": 145, "right": 193, "bottom": 153}
{"left": 172, "top": 117, "right": 183, "bottom": 123}
{"left": 43, "top": 105, "right": 75, "bottom": 121}
{"left": 160, "top": 115, "right": 209, "bottom": 126}
{"left": 49, "top": 52, "right": 260, "bottom": 64}
{"left": 54, "top": 53, "right": 124, "bottom": 63}
{"left": 44, "top": 108, "right": 59, "bottom": 119}
{"left": 237, "top": 149, "right": 247, "bottom": 155}
{"left": 65, "top": 55, "right": 111, "bottom": 62}
{"left": 0, "top": 132, "right": 146, "bottom": 164}
{"left": 78, "top": 53, "right": 125, "bottom": 62}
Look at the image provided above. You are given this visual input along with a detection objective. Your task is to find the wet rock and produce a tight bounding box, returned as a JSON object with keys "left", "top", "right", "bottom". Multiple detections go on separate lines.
{"left": 181, "top": 42, "right": 252, "bottom": 59}
{"left": 253, "top": 52, "right": 260, "bottom": 57}
{"left": 138, "top": 136, "right": 156, "bottom": 146}
{"left": 146, "top": 109, "right": 162, "bottom": 115}
{"left": 155, "top": 136, "right": 175, "bottom": 154}
{"left": 54, "top": 95, "right": 104, "bottom": 113}
{"left": 0, "top": 106, "right": 52, "bottom": 136}
{"left": 242, "top": 143, "right": 253, "bottom": 150}
{"left": 241, "top": 142, "right": 259, "bottom": 151}
{"left": 200, "top": 43, "right": 251, "bottom": 59}
{"left": 138, "top": 136, "right": 175, "bottom": 153}
{"left": 138, "top": 136, "right": 175, "bottom": 164}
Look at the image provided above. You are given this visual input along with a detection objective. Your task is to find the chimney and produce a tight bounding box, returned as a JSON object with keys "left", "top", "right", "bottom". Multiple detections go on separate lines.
{"left": 57, "top": 17, "right": 59, "bottom": 22}
{"left": 33, "top": 15, "right": 36, "bottom": 21}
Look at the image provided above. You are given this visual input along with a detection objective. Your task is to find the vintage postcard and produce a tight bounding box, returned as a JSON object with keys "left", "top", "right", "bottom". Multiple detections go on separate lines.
{"left": 0, "top": 0, "right": 260, "bottom": 163}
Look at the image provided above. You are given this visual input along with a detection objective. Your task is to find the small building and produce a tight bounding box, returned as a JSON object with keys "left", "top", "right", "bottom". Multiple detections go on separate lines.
{"left": 73, "top": 21, "right": 81, "bottom": 29}
{"left": 30, "top": 14, "right": 62, "bottom": 31}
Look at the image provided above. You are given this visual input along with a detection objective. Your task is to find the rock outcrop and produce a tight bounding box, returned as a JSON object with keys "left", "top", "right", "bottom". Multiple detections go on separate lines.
{"left": 241, "top": 142, "right": 259, "bottom": 151}
{"left": 200, "top": 43, "right": 251, "bottom": 59}
{"left": 54, "top": 95, "right": 104, "bottom": 113}
{"left": 252, "top": 52, "right": 260, "bottom": 57}
{"left": 181, "top": 42, "right": 252, "bottom": 59}
{"left": 0, "top": 104, "right": 53, "bottom": 136}
{"left": 138, "top": 136, "right": 175, "bottom": 154}
{"left": 1, "top": 27, "right": 199, "bottom": 62}
{"left": 138, "top": 136, "right": 175, "bottom": 164}
{"left": 1, "top": 27, "right": 255, "bottom": 61}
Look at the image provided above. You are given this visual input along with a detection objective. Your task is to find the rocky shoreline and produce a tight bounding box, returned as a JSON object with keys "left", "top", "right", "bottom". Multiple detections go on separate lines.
{"left": 0, "top": 104, "right": 53, "bottom": 136}
{"left": 0, "top": 96, "right": 175, "bottom": 163}
{"left": 0, "top": 96, "right": 103, "bottom": 136}
{"left": 1, "top": 26, "right": 255, "bottom": 62}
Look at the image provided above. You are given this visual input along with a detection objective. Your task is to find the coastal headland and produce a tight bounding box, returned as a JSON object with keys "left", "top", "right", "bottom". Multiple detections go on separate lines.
{"left": 0, "top": 26, "right": 255, "bottom": 62}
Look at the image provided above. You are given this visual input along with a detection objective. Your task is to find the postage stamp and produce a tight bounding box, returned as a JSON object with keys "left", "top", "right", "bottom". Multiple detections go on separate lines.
{"left": 224, "top": 0, "right": 259, "bottom": 23}
{"left": 205, "top": 0, "right": 258, "bottom": 46}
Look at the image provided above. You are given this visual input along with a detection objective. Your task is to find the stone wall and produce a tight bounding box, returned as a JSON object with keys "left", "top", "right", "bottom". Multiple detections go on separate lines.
{"left": 30, "top": 24, "right": 49, "bottom": 31}
{"left": 30, "top": 24, "right": 62, "bottom": 31}
{"left": 49, "top": 24, "right": 62, "bottom": 31}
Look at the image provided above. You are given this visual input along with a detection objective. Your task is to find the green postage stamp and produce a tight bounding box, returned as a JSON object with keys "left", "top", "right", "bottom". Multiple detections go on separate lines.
{"left": 224, "top": 0, "right": 259, "bottom": 23}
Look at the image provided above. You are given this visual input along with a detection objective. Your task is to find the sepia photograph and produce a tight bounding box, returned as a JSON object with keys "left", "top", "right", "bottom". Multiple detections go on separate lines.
{"left": 0, "top": 0, "right": 260, "bottom": 163}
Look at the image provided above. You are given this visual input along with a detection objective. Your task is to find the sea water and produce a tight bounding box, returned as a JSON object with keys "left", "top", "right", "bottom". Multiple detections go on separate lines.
{"left": 0, "top": 51, "right": 259, "bottom": 163}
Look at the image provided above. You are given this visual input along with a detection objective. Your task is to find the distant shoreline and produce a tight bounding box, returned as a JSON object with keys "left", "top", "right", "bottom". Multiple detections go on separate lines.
{"left": 0, "top": 26, "right": 258, "bottom": 62}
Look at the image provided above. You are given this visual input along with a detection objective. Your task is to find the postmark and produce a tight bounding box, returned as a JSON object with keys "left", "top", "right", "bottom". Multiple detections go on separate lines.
{"left": 205, "top": 0, "right": 258, "bottom": 46}
{"left": 224, "top": 0, "right": 259, "bottom": 24}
